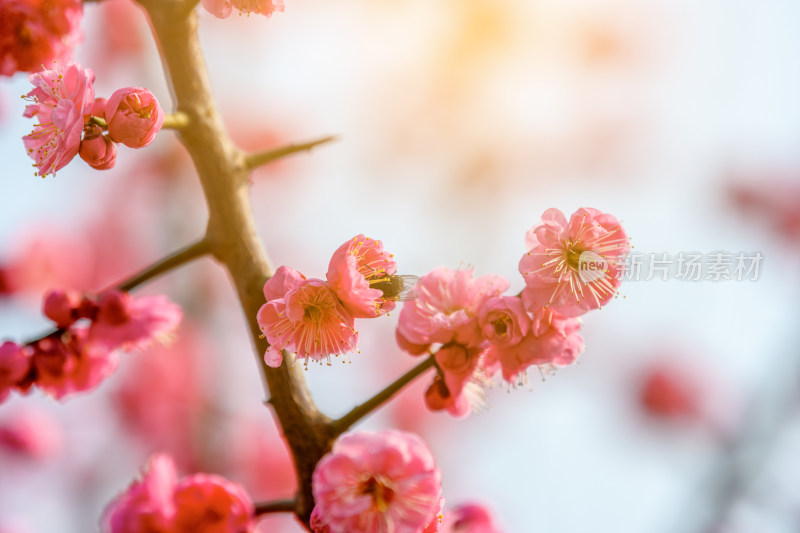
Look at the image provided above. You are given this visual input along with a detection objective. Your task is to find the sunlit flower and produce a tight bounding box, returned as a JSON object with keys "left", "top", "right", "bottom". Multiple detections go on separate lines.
{"left": 424, "top": 343, "right": 492, "bottom": 418}
{"left": 519, "top": 208, "right": 629, "bottom": 317}
{"left": 22, "top": 61, "right": 94, "bottom": 177}
{"left": 327, "top": 234, "right": 398, "bottom": 318}
{"left": 89, "top": 290, "right": 183, "bottom": 351}
{"left": 312, "top": 431, "right": 442, "bottom": 533}
{"left": 258, "top": 274, "right": 358, "bottom": 368}
{"left": 477, "top": 296, "right": 529, "bottom": 348}
{"left": 105, "top": 87, "right": 164, "bottom": 148}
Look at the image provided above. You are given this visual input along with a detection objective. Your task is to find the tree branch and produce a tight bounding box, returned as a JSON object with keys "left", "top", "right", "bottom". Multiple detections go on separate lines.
{"left": 162, "top": 111, "right": 190, "bottom": 131}
{"left": 254, "top": 498, "right": 297, "bottom": 516}
{"left": 331, "top": 355, "right": 437, "bottom": 436}
{"left": 116, "top": 238, "right": 209, "bottom": 292}
{"left": 244, "top": 135, "right": 338, "bottom": 171}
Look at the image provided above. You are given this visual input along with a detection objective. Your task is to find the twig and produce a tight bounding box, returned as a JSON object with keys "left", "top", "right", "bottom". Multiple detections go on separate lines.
{"left": 117, "top": 238, "right": 210, "bottom": 292}
{"left": 254, "top": 499, "right": 297, "bottom": 516}
{"left": 244, "top": 135, "right": 338, "bottom": 171}
{"left": 331, "top": 355, "right": 437, "bottom": 436}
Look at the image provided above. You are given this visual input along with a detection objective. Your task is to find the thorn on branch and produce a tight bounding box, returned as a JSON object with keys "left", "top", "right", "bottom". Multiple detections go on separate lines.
{"left": 244, "top": 135, "right": 339, "bottom": 171}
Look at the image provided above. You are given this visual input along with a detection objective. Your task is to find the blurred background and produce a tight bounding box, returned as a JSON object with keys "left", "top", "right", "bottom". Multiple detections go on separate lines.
{"left": 1, "top": 0, "right": 800, "bottom": 531}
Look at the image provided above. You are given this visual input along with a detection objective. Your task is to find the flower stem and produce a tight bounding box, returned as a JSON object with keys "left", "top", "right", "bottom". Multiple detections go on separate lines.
{"left": 331, "top": 355, "right": 437, "bottom": 436}
{"left": 162, "top": 111, "right": 190, "bottom": 131}
{"left": 116, "top": 237, "right": 210, "bottom": 292}
{"left": 254, "top": 499, "right": 297, "bottom": 516}
{"left": 244, "top": 135, "right": 338, "bottom": 171}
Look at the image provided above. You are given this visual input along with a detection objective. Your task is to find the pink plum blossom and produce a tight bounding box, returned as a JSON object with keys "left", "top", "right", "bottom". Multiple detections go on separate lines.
{"left": 483, "top": 308, "right": 584, "bottom": 384}
{"left": 0, "top": 0, "right": 83, "bottom": 76}
{"left": 105, "top": 87, "right": 165, "bottom": 148}
{"left": 30, "top": 330, "right": 118, "bottom": 400}
{"left": 425, "top": 344, "right": 493, "bottom": 417}
{"left": 518, "top": 208, "right": 629, "bottom": 317}
{"left": 396, "top": 267, "right": 508, "bottom": 354}
{"left": 102, "top": 453, "right": 255, "bottom": 533}
{"left": 327, "top": 234, "right": 398, "bottom": 318}
{"left": 477, "top": 296, "right": 529, "bottom": 348}
{"left": 441, "top": 502, "right": 503, "bottom": 533}
{"left": 257, "top": 271, "right": 357, "bottom": 368}
{"left": 42, "top": 288, "right": 83, "bottom": 327}
{"left": 312, "top": 430, "right": 442, "bottom": 533}
{"left": 88, "top": 290, "right": 183, "bottom": 351}
{"left": 22, "top": 61, "right": 94, "bottom": 177}
{"left": 0, "top": 342, "right": 30, "bottom": 403}
{"left": 201, "top": 0, "right": 285, "bottom": 19}
{"left": 79, "top": 125, "right": 117, "bottom": 170}
{"left": 0, "top": 407, "right": 62, "bottom": 459}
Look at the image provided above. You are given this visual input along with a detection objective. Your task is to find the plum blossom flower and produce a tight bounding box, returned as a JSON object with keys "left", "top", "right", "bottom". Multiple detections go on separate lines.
{"left": 327, "top": 234, "right": 398, "bottom": 318}
{"left": 0, "top": 342, "right": 30, "bottom": 403}
{"left": 477, "top": 296, "right": 529, "bottom": 348}
{"left": 0, "top": 407, "right": 62, "bottom": 459}
{"left": 483, "top": 308, "right": 584, "bottom": 384}
{"left": 518, "top": 208, "right": 629, "bottom": 317}
{"left": 258, "top": 267, "right": 358, "bottom": 368}
{"left": 0, "top": 0, "right": 83, "bottom": 77}
{"left": 41, "top": 288, "right": 83, "bottom": 327}
{"left": 441, "top": 502, "right": 503, "bottom": 533}
{"left": 312, "top": 431, "right": 442, "bottom": 533}
{"left": 425, "top": 343, "right": 492, "bottom": 418}
{"left": 396, "top": 267, "right": 508, "bottom": 354}
{"left": 30, "top": 330, "right": 118, "bottom": 400}
{"left": 102, "top": 453, "right": 255, "bottom": 533}
{"left": 105, "top": 87, "right": 164, "bottom": 148}
{"left": 639, "top": 364, "right": 700, "bottom": 420}
{"left": 22, "top": 61, "right": 94, "bottom": 177}
{"left": 79, "top": 125, "right": 117, "bottom": 170}
{"left": 88, "top": 290, "right": 183, "bottom": 351}
{"left": 201, "top": 0, "right": 285, "bottom": 19}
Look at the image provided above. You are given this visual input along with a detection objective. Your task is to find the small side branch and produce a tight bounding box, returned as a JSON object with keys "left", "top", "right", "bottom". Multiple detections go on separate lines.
{"left": 331, "top": 355, "right": 437, "bottom": 436}
{"left": 162, "top": 111, "right": 190, "bottom": 131}
{"left": 244, "top": 135, "right": 338, "bottom": 171}
{"left": 254, "top": 498, "right": 297, "bottom": 516}
{"left": 117, "top": 238, "right": 210, "bottom": 292}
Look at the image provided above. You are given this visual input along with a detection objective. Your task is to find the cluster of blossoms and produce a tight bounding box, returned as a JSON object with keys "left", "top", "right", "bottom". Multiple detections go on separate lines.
{"left": 397, "top": 207, "right": 629, "bottom": 417}
{"left": 0, "top": 0, "right": 82, "bottom": 76}
{"left": 257, "top": 234, "right": 401, "bottom": 368}
{"left": 102, "top": 453, "right": 255, "bottom": 533}
{"left": 0, "top": 288, "right": 181, "bottom": 402}
{"left": 201, "top": 0, "right": 285, "bottom": 19}
{"left": 22, "top": 61, "right": 164, "bottom": 177}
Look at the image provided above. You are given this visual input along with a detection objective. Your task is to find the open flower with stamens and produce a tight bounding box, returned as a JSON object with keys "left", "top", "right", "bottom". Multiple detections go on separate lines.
{"left": 312, "top": 430, "right": 442, "bottom": 533}
{"left": 518, "top": 208, "right": 629, "bottom": 317}
{"left": 258, "top": 271, "right": 358, "bottom": 368}
{"left": 201, "top": 0, "right": 285, "bottom": 18}
{"left": 327, "top": 234, "right": 398, "bottom": 318}
{"left": 22, "top": 61, "right": 94, "bottom": 177}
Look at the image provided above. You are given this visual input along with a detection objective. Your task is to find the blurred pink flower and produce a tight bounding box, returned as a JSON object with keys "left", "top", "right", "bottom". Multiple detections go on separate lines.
{"left": 103, "top": 453, "right": 254, "bottom": 533}
{"left": 396, "top": 267, "right": 508, "bottom": 354}
{"left": 728, "top": 178, "right": 800, "bottom": 244}
{"left": 22, "top": 61, "right": 94, "bottom": 177}
{"left": 312, "top": 431, "right": 442, "bottom": 533}
{"left": 89, "top": 290, "right": 183, "bottom": 351}
{"left": 0, "top": 0, "right": 83, "bottom": 76}
{"left": 441, "top": 502, "right": 502, "bottom": 533}
{"left": 106, "top": 87, "right": 165, "bottom": 148}
{"left": 79, "top": 125, "right": 117, "bottom": 170}
{"left": 483, "top": 308, "right": 584, "bottom": 384}
{"left": 42, "top": 288, "right": 84, "bottom": 327}
{"left": 0, "top": 407, "right": 62, "bottom": 459}
{"left": 258, "top": 274, "right": 357, "bottom": 368}
{"left": 327, "top": 234, "right": 398, "bottom": 318}
{"left": 518, "top": 208, "right": 629, "bottom": 317}
{"left": 639, "top": 364, "right": 699, "bottom": 420}
{"left": 0, "top": 342, "right": 30, "bottom": 403}
{"left": 30, "top": 330, "right": 118, "bottom": 400}
{"left": 201, "top": 0, "right": 285, "bottom": 19}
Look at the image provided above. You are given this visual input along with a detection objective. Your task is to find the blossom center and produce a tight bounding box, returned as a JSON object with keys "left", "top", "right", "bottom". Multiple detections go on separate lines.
{"left": 303, "top": 305, "right": 323, "bottom": 323}
{"left": 359, "top": 476, "right": 395, "bottom": 513}
{"left": 565, "top": 245, "right": 583, "bottom": 271}
{"left": 491, "top": 315, "right": 510, "bottom": 338}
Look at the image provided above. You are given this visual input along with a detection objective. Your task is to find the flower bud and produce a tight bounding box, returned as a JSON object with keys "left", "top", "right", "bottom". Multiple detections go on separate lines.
{"left": 105, "top": 87, "right": 164, "bottom": 148}
{"left": 79, "top": 126, "right": 117, "bottom": 170}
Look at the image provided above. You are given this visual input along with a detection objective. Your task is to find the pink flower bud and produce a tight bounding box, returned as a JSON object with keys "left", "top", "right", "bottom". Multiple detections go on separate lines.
{"left": 42, "top": 289, "right": 82, "bottom": 327}
{"left": 90, "top": 97, "right": 107, "bottom": 119}
{"left": 105, "top": 87, "right": 164, "bottom": 148}
{"left": 79, "top": 126, "right": 117, "bottom": 170}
